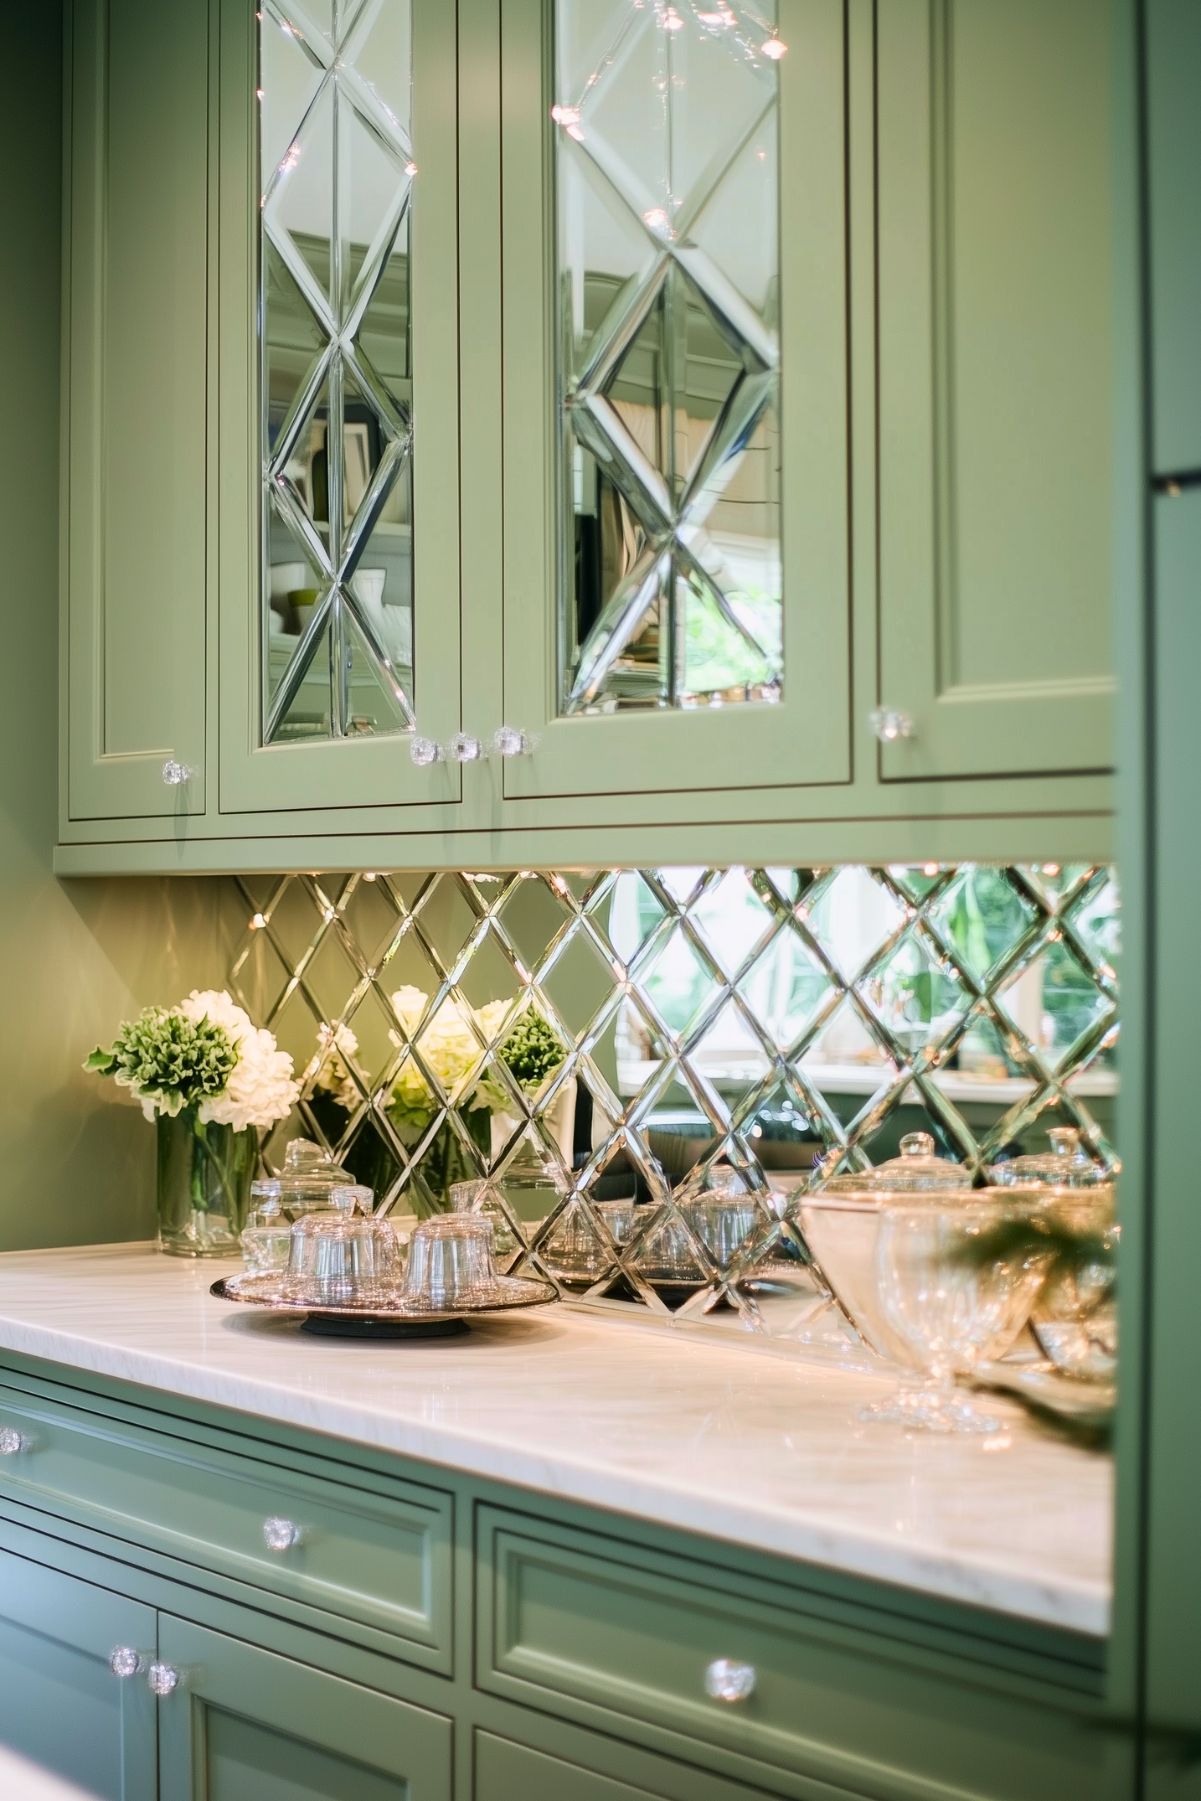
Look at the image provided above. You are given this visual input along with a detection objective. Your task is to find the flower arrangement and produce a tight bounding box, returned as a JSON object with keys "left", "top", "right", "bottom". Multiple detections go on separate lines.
{"left": 87, "top": 991, "right": 299, "bottom": 1255}
{"left": 304, "top": 992, "right": 571, "bottom": 1214}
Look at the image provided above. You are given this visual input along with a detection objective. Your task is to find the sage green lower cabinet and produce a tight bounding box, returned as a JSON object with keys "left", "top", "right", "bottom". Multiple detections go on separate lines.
{"left": 0, "top": 1358, "right": 1134, "bottom": 1801}
{"left": 156, "top": 1617, "right": 451, "bottom": 1800}
{"left": 0, "top": 1545, "right": 156, "bottom": 1800}
{"left": 476, "top": 1505, "right": 1115, "bottom": 1801}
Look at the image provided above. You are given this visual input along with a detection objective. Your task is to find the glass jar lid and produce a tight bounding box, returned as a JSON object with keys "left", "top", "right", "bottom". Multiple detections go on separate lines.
{"left": 249, "top": 1138, "right": 355, "bottom": 1218}
{"left": 816, "top": 1132, "right": 968, "bottom": 1195}
{"left": 986, "top": 1126, "right": 1111, "bottom": 1189}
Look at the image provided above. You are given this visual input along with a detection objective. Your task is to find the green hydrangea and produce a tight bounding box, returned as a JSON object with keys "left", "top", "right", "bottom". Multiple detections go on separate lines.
{"left": 85, "top": 1007, "right": 238, "bottom": 1118}
{"left": 499, "top": 1009, "right": 565, "bottom": 1092}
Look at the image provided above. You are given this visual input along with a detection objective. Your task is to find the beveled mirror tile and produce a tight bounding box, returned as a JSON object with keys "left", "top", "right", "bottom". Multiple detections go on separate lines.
{"left": 239, "top": 863, "right": 1120, "bottom": 1342}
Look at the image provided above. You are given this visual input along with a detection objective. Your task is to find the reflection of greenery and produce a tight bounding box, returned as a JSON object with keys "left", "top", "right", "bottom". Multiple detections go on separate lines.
{"left": 939, "top": 870, "right": 1118, "bottom": 1070}
{"left": 499, "top": 1009, "right": 565, "bottom": 1091}
{"left": 623, "top": 867, "right": 1117, "bottom": 1076}
{"left": 684, "top": 585, "right": 781, "bottom": 693}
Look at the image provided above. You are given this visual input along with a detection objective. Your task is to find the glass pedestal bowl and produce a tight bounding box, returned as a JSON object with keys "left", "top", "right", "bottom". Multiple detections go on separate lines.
{"left": 863, "top": 1192, "right": 1049, "bottom": 1435}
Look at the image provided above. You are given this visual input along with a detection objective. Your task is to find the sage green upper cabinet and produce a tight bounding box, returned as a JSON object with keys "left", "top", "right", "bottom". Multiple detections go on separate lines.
{"left": 873, "top": 0, "right": 1126, "bottom": 783}
{"left": 0, "top": 1545, "right": 157, "bottom": 1801}
{"left": 156, "top": 1616, "right": 451, "bottom": 1800}
{"left": 497, "top": 0, "right": 850, "bottom": 811}
{"left": 63, "top": 0, "right": 209, "bottom": 823}
{"left": 215, "top": 0, "right": 467, "bottom": 821}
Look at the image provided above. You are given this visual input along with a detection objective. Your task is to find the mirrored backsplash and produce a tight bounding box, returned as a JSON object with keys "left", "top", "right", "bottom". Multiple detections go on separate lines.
{"left": 229, "top": 865, "right": 1119, "bottom": 1342}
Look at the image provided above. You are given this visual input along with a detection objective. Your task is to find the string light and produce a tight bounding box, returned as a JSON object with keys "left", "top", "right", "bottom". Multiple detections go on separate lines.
{"left": 761, "top": 35, "right": 788, "bottom": 59}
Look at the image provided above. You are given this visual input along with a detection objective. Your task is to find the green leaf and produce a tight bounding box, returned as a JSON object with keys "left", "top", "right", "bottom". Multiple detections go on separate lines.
{"left": 84, "top": 1047, "right": 117, "bottom": 1074}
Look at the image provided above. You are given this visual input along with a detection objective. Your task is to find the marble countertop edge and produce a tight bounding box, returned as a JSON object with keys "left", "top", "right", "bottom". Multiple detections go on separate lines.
{"left": 0, "top": 1245, "right": 1112, "bottom": 1639}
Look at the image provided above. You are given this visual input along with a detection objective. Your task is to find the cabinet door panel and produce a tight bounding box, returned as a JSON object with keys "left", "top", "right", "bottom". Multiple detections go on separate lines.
{"left": 1146, "top": 0, "right": 1201, "bottom": 475}
{"left": 500, "top": 0, "right": 850, "bottom": 809}
{"left": 157, "top": 1616, "right": 451, "bottom": 1800}
{"left": 876, "top": 0, "right": 1128, "bottom": 780}
{"left": 64, "top": 0, "right": 209, "bottom": 820}
{"left": 216, "top": 0, "right": 465, "bottom": 820}
{"left": 0, "top": 1545, "right": 156, "bottom": 1801}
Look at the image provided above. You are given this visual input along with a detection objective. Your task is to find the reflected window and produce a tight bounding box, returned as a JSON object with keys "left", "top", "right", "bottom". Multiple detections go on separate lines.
{"left": 553, "top": 2, "right": 784, "bottom": 714}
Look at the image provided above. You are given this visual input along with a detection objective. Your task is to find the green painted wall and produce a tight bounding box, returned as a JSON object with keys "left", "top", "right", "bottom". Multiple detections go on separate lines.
{"left": 0, "top": 8, "right": 232, "bottom": 1253}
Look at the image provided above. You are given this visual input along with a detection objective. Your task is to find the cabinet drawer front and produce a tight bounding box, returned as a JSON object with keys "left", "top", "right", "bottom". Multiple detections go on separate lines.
{"left": 0, "top": 1385, "right": 451, "bottom": 1669}
{"left": 477, "top": 1508, "right": 1112, "bottom": 1801}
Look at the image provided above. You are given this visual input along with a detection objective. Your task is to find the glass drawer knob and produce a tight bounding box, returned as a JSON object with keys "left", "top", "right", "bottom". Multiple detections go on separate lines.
{"left": 493, "top": 725, "right": 532, "bottom": 759}
{"left": 447, "top": 733, "right": 485, "bottom": 763}
{"left": 161, "top": 758, "right": 194, "bottom": 786}
{"left": 147, "top": 1661, "right": 181, "bottom": 1698}
{"left": 0, "top": 1426, "right": 28, "bottom": 1455}
{"left": 704, "top": 1658, "right": 756, "bottom": 1704}
{"left": 263, "top": 1515, "right": 302, "bottom": 1553}
{"left": 869, "top": 707, "right": 914, "bottom": 743}
{"left": 109, "top": 1647, "right": 143, "bottom": 1680}
{"left": 410, "top": 736, "right": 443, "bottom": 768}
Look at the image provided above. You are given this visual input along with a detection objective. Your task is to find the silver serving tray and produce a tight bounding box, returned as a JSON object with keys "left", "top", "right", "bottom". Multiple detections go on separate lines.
{"left": 210, "top": 1271, "right": 557, "bottom": 1338}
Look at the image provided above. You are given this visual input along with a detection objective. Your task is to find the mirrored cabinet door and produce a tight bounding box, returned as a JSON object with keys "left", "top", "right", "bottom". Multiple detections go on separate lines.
{"left": 219, "top": 0, "right": 463, "bottom": 817}
{"left": 499, "top": 0, "right": 849, "bottom": 809}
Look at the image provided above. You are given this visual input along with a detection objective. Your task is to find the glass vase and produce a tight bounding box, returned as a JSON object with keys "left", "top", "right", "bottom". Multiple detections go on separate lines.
{"left": 155, "top": 1107, "right": 258, "bottom": 1257}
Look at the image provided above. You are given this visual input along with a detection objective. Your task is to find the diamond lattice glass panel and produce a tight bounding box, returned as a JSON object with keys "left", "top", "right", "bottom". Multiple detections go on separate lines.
{"left": 258, "top": 0, "right": 415, "bottom": 745}
{"left": 266, "top": 602, "right": 334, "bottom": 743}
{"left": 555, "top": 0, "right": 782, "bottom": 715}
{"left": 230, "top": 864, "right": 1121, "bottom": 1345}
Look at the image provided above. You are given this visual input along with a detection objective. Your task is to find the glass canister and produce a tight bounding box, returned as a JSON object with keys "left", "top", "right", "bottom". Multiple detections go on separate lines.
{"left": 248, "top": 1139, "right": 357, "bottom": 1224}
{"left": 799, "top": 1134, "right": 973, "bottom": 1360}
{"left": 987, "top": 1128, "right": 1116, "bottom": 1380}
{"left": 242, "top": 1141, "right": 363, "bottom": 1272}
{"left": 815, "top": 1132, "right": 970, "bottom": 1195}
{"left": 986, "top": 1126, "right": 1114, "bottom": 1201}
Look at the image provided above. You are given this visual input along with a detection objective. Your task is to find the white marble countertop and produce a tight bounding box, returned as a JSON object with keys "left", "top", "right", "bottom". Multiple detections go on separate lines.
{"left": 0, "top": 1244, "right": 1111, "bottom": 1637}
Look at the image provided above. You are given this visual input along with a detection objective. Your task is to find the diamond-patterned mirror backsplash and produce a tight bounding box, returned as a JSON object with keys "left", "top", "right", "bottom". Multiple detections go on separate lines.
{"left": 229, "top": 865, "right": 1119, "bottom": 1345}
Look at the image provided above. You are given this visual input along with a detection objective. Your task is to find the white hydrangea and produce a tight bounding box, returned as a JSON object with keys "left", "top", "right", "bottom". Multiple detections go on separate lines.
{"left": 179, "top": 990, "right": 299, "bottom": 1131}
{"left": 313, "top": 1021, "right": 361, "bottom": 1111}
{"left": 388, "top": 987, "right": 508, "bottom": 1115}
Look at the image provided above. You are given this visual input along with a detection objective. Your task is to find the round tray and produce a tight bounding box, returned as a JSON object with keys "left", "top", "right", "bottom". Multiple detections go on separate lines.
{"left": 210, "top": 1273, "right": 557, "bottom": 1339}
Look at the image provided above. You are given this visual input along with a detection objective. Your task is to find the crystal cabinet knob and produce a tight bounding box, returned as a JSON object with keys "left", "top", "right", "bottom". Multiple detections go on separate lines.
{"left": 161, "top": 758, "right": 194, "bottom": 786}
{"left": 109, "top": 1647, "right": 144, "bottom": 1680}
{"left": 869, "top": 707, "right": 914, "bottom": 744}
{"left": 492, "top": 725, "right": 533, "bottom": 759}
{"left": 409, "top": 735, "right": 443, "bottom": 768}
{"left": 0, "top": 1425, "right": 28, "bottom": 1455}
{"left": 262, "top": 1515, "right": 303, "bottom": 1553}
{"left": 147, "top": 1661, "right": 181, "bottom": 1699}
{"left": 447, "top": 733, "right": 485, "bottom": 763}
{"left": 704, "top": 1658, "right": 757, "bottom": 1705}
